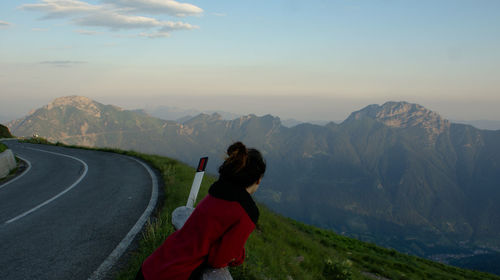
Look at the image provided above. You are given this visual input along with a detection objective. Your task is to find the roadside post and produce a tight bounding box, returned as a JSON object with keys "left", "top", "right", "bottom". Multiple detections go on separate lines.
{"left": 186, "top": 157, "right": 208, "bottom": 208}
{"left": 172, "top": 157, "right": 208, "bottom": 230}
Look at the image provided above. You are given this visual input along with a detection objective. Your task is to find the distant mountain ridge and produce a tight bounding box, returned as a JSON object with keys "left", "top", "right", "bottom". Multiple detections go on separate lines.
{"left": 145, "top": 105, "right": 242, "bottom": 123}
{"left": 8, "top": 96, "right": 500, "bottom": 270}
{"left": 8, "top": 96, "right": 174, "bottom": 147}
{"left": 453, "top": 119, "right": 500, "bottom": 130}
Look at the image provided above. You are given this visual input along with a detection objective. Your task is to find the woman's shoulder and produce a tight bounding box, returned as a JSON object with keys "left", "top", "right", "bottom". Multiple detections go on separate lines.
{"left": 175, "top": 195, "right": 255, "bottom": 244}
{"left": 200, "top": 194, "right": 246, "bottom": 211}
{"left": 194, "top": 195, "right": 250, "bottom": 222}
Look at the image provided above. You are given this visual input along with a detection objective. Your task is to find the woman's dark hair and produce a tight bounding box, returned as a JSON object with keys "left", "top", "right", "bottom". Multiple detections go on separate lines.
{"left": 218, "top": 142, "right": 266, "bottom": 188}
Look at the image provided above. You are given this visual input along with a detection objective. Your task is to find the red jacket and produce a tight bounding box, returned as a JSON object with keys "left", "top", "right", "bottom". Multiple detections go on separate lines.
{"left": 142, "top": 194, "right": 256, "bottom": 280}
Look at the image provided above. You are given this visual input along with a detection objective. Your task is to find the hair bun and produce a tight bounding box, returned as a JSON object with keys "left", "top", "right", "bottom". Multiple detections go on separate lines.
{"left": 227, "top": 141, "right": 247, "bottom": 157}
{"left": 226, "top": 141, "right": 248, "bottom": 172}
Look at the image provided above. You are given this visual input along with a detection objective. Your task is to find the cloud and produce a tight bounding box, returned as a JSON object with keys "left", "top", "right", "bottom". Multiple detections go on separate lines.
{"left": 20, "top": 0, "right": 100, "bottom": 19}
{"left": 139, "top": 31, "right": 170, "bottom": 38}
{"left": 159, "top": 21, "right": 198, "bottom": 31}
{"left": 20, "top": 0, "right": 201, "bottom": 37}
{"left": 40, "top": 60, "right": 86, "bottom": 67}
{"left": 74, "top": 11, "right": 198, "bottom": 31}
{"left": 0, "top": 20, "right": 12, "bottom": 27}
{"left": 103, "top": 0, "right": 203, "bottom": 17}
{"left": 75, "top": 29, "right": 100, "bottom": 35}
{"left": 137, "top": 22, "right": 198, "bottom": 38}
{"left": 75, "top": 11, "right": 163, "bottom": 29}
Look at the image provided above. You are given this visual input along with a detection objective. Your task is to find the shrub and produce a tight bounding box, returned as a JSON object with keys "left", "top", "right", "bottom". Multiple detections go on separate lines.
{"left": 0, "top": 142, "right": 7, "bottom": 153}
{"left": 20, "top": 137, "right": 52, "bottom": 145}
{"left": 323, "top": 258, "right": 352, "bottom": 280}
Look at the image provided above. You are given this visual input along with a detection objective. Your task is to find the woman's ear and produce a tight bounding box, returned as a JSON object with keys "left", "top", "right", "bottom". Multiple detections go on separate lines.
{"left": 256, "top": 178, "right": 262, "bottom": 185}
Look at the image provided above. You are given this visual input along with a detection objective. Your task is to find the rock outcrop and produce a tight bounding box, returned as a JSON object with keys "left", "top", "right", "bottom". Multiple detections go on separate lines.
{"left": 0, "top": 149, "right": 16, "bottom": 179}
{"left": 346, "top": 101, "right": 450, "bottom": 141}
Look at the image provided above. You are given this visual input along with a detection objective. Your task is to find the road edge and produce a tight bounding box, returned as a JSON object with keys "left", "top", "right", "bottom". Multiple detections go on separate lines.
{"left": 88, "top": 156, "right": 159, "bottom": 280}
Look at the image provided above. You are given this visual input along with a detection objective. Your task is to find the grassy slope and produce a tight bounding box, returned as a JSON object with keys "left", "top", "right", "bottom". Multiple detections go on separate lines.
{"left": 111, "top": 152, "right": 498, "bottom": 280}
{"left": 0, "top": 142, "right": 7, "bottom": 153}
{"left": 19, "top": 138, "right": 500, "bottom": 280}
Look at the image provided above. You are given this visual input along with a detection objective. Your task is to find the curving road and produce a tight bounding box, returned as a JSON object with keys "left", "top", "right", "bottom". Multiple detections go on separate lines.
{"left": 0, "top": 141, "right": 158, "bottom": 280}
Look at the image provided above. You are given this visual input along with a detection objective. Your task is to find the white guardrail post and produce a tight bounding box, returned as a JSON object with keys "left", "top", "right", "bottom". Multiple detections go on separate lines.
{"left": 186, "top": 157, "right": 208, "bottom": 208}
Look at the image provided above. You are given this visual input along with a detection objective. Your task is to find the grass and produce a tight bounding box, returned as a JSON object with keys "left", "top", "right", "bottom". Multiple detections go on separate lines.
{"left": 0, "top": 142, "right": 7, "bottom": 153}
{"left": 18, "top": 137, "right": 500, "bottom": 280}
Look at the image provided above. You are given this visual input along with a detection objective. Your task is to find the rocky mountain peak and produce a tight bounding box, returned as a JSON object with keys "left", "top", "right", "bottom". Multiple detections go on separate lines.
{"left": 234, "top": 114, "right": 282, "bottom": 128}
{"left": 347, "top": 101, "right": 450, "bottom": 139}
{"left": 45, "top": 96, "right": 109, "bottom": 118}
{"left": 47, "top": 96, "right": 94, "bottom": 108}
{"left": 185, "top": 112, "right": 223, "bottom": 123}
{"left": 209, "top": 112, "right": 223, "bottom": 121}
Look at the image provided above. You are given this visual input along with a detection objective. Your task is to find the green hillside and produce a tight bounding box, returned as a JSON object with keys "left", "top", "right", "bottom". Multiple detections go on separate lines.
{"left": 0, "top": 142, "right": 7, "bottom": 153}
{"left": 105, "top": 149, "right": 498, "bottom": 280}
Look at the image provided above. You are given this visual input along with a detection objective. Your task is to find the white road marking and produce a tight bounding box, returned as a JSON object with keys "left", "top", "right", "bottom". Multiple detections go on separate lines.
{"left": 0, "top": 155, "right": 32, "bottom": 191}
{"left": 88, "top": 156, "right": 159, "bottom": 280}
{"left": 4, "top": 147, "right": 89, "bottom": 224}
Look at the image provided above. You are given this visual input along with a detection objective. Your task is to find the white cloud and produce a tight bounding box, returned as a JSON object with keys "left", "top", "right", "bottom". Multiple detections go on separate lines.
{"left": 40, "top": 60, "right": 86, "bottom": 67}
{"left": 103, "top": 0, "right": 203, "bottom": 17}
{"left": 139, "top": 31, "right": 170, "bottom": 38}
{"left": 139, "top": 21, "right": 197, "bottom": 38}
{"left": 75, "top": 29, "right": 100, "bottom": 35}
{"left": 159, "top": 21, "right": 198, "bottom": 31}
{"left": 0, "top": 20, "right": 12, "bottom": 27}
{"left": 20, "top": 0, "right": 201, "bottom": 37}
{"left": 75, "top": 11, "right": 163, "bottom": 29}
{"left": 20, "top": 0, "right": 100, "bottom": 19}
{"left": 74, "top": 11, "right": 198, "bottom": 31}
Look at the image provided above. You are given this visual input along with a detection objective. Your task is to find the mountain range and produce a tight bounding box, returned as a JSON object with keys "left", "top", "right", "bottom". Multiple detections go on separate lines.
{"left": 452, "top": 120, "right": 500, "bottom": 131}
{"left": 8, "top": 96, "right": 500, "bottom": 269}
{"left": 143, "top": 105, "right": 332, "bottom": 127}
{"left": 144, "top": 105, "right": 241, "bottom": 123}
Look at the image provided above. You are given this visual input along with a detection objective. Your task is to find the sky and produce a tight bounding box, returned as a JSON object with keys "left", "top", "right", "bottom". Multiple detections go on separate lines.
{"left": 1, "top": 0, "right": 499, "bottom": 123}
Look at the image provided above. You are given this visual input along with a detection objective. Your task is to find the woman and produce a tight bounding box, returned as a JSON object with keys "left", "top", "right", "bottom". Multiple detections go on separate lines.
{"left": 138, "top": 142, "right": 266, "bottom": 280}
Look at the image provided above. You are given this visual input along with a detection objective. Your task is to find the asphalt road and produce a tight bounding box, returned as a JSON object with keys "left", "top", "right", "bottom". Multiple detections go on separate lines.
{"left": 0, "top": 141, "right": 158, "bottom": 280}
